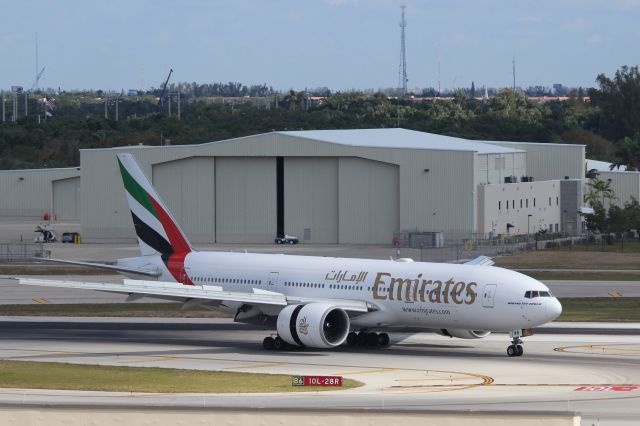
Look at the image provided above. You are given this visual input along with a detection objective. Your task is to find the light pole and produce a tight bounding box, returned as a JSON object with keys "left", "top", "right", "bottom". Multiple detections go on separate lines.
{"left": 563, "top": 209, "right": 567, "bottom": 237}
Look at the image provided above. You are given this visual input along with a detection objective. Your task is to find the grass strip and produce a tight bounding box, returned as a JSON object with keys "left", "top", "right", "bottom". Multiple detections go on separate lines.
{"left": 525, "top": 272, "right": 640, "bottom": 281}
{"left": 0, "top": 360, "right": 362, "bottom": 393}
{"left": 0, "top": 303, "right": 231, "bottom": 318}
{"left": 556, "top": 297, "right": 640, "bottom": 322}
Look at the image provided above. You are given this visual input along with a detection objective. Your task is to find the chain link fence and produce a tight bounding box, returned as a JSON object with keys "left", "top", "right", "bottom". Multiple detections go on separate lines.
{"left": 0, "top": 243, "right": 46, "bottom": 261}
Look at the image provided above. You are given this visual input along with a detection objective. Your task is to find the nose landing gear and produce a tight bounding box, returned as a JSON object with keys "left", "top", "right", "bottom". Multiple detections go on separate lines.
{"left": 507, "top": 329, "right": 524, "bottom": 357}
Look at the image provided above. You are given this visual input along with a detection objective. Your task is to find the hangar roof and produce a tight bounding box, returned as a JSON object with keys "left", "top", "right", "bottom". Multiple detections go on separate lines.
{"left": 278, "top": 128, "right": 523, "bottom": 154}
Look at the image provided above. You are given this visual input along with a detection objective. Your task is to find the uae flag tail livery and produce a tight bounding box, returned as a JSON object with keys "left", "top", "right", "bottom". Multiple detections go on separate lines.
{"left": 117, "top": 153, "right": 194, "bottom": 284}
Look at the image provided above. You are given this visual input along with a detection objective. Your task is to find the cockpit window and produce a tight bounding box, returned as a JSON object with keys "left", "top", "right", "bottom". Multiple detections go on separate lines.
{"left": 525, "top": 290, "right": 552, "bottom": 298}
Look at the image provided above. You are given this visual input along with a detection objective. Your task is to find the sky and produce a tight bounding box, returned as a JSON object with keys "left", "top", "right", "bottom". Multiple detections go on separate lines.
{"left": 0, "top": 0, "right": 638, "bottom": 92}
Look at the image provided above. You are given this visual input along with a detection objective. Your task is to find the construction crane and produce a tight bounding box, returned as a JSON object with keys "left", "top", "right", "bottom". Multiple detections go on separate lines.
{"left": 31, "top": 66, "right": 45, "bottom": 91}
{"left": 157, "top": 68, "right": 173, "bottom": 107}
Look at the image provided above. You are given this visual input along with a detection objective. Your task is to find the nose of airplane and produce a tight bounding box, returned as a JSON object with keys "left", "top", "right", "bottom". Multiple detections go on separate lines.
{"left": 547, "top": 298, "right": 563, "bottom": 321}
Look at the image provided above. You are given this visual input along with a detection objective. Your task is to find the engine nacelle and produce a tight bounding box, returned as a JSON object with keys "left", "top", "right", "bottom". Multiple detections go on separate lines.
{"left": 435, "top": 329, "right": 491, "bottom": 339}
{"left": 276, "top": 303, "right": 350, "bottom": 348}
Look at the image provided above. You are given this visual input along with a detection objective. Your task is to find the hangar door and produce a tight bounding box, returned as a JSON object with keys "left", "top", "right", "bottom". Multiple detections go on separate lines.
{"left": 338, "top": 158, "right": 399, "bottom": 244}
{"left": 52, "top": 177, "right": 80, "bottom": 221}
{"left": 153, "top": 157, "right": 215, "bottom": 243}
{"left": 284, "top": 157, "right": 338, "bottom": 243}
{"left": 215, "top": 157, "right": 277, "bottom": 243}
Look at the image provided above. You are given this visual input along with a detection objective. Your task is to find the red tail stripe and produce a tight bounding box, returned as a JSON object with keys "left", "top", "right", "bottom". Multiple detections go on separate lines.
{"left": 149, "top": 197, "right": 191, "bottom": 254}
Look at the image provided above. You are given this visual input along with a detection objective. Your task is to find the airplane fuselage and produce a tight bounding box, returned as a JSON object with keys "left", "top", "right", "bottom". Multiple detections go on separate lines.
{"left": 121, "top": 251, "right": 562, "bottom": 332}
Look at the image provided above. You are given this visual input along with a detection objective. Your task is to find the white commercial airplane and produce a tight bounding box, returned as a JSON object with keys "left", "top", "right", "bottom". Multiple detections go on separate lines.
{"left": 18, "top": 154, "right": 562, "bottom": 357}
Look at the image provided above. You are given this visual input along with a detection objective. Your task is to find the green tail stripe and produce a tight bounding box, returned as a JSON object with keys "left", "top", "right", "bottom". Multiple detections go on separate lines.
{"left": 118, "top": 157, "right": 158, "bottom": 219}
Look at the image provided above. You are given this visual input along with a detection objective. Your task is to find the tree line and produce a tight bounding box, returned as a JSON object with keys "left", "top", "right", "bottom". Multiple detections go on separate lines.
{"left": 0, "top": 66, "right": 638, "bottom": 171}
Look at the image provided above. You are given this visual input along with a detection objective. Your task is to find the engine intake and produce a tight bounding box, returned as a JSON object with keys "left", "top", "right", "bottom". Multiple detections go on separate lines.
{"left": 276, "top": 303, "right": 350, "bottom": 348}
{"left": 435, "top": 329, "right": 490, "bottom": 339}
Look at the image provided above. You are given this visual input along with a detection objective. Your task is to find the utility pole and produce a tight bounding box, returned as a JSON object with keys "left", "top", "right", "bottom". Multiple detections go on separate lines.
{"left": 168, "top": 94, "right": 171, "bottom": 117}
{"left": 35, "top": 33, "right": 38, "bottom": 91}
{"left": 24, "top": 93, "right": 28, "bottom": 117}
{"left": 115, "top": 96, "right": 119, "bottom": 121}
{"left": 177, "top": 92, "right": 181, "bottom": 120}
{"left": 437, "top": 47, "right": 441, "bottom": 96}
{"left": 13, "top": 94, "right": 17, "bottom": 122}
{"left": 512, "top": 57, "right": 516, "bottom": 90}
{"left": 104, "top": 93, "right": 108, "bottom": 119}
{"left": 2, "top": 94, "right": 5, "bottom": 123}
{"left": 398, "top": 5, "right": 408, "bottom": 97}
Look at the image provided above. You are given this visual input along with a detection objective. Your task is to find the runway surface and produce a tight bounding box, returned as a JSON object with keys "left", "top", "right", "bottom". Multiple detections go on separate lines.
{"left": 2, "top": 275, "right": 639, "bottom": 304}
{"left": 0, "top": 317, "right": 639, "bottom": 425}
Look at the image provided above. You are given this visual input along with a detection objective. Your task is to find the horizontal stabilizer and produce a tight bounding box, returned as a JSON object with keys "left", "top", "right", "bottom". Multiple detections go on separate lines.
{"left": 32, "top": 258, "right": 161, "bottom": 277}
{"left": 464, "top": 256, "right": 494, "bottom": 267}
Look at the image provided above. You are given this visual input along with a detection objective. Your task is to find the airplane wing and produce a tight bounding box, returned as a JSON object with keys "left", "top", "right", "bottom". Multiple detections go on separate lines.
{"left": 464, "top": 256, "right": 494, "bottom": 266}
{"left": 32, "top": 258, "right": 162, "bottom": 277}
{"left": 15, "top": 277, "right": 371, "bottom": 313}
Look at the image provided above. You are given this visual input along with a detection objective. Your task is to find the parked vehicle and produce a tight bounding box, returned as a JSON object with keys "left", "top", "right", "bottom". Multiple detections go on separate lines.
{"left": 275, "top": 235, "right": 299, "bottom": 244}
{"left": 61, "top": 232, "right": 80, "bottom": 243}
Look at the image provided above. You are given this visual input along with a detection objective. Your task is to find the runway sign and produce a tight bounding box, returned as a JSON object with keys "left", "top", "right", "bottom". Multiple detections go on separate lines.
{"left": 575, "top": 386, "right": 638, "bottom": 392}
{"left": 292, "top": 376, "right": 342, "bottom": 386}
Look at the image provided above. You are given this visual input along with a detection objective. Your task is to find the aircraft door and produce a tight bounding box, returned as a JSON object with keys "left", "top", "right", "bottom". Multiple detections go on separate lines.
{"left": 267, "top": 272, "right": 279, "bottom": 289}
{"left": 482, "top": 284, "right": 497, "bottom": 308}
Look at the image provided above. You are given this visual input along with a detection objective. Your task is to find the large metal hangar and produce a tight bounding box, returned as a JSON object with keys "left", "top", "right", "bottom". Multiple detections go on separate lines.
{"left": 77, "top": 129, "right": 585, "bottom": 244}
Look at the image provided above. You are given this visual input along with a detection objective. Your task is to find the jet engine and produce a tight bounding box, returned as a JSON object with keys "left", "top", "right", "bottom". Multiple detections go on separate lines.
{"left": 434, "top": 329, "right": 490, "bottom": 339}
{"left": 276, "top": 303, "right": 350, "bottom": 348}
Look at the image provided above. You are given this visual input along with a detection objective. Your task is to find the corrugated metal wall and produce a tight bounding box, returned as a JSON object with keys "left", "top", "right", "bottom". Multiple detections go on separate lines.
{"left": 0, "top": 168, "right": 80, "bottom": 217}
{"left": 494, "top": 142, "right": 585, "bottom": 181}
{"left": 598, "top": 171, "right": 640, "bottom": 209}
{"left": 338, "top": 158, "right": 399, "bottom": 244}
{"left": 284, "top": 157, "right": 338, "bottom": 243}
{"left": 52, "top": 177, "right": 80, "bottom": 220}
{"left": 215, "top": 157, "right": 277, "bottom": 243}
{"left": 152, "top": 157, "right": 215, "bottom": 243}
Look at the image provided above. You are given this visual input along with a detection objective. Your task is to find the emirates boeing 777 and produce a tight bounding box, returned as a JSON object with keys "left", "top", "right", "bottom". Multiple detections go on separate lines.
{"left": 17, "top": 153, "right": 562, "bottom": 357}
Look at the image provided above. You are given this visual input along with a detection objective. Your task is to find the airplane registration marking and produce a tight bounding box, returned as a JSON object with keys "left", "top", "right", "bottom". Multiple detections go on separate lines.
{"left": 32, "top": 298, "right": 49, "bottom": 304}
{"left": 554, "top": 344, "right": 640, "bottom": 356}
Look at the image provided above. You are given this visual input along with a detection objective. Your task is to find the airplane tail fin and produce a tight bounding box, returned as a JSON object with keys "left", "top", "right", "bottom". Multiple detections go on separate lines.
{"left": 116, "top": 153, "right": 193, "bottom": 258}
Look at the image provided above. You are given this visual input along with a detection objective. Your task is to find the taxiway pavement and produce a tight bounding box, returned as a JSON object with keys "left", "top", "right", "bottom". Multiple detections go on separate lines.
{"left": 0, "top": 317, "right": 639, "bottom": 425}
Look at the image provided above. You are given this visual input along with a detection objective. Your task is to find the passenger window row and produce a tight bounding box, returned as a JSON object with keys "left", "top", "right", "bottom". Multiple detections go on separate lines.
{"left": 285, "top": 282, "right": 325, "bottom": 289}
{"left": 193, "top": 277, "right": 262, "bottom": 285}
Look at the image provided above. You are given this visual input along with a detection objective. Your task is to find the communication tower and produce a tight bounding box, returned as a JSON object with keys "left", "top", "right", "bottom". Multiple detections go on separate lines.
{"left": 399, "top": 6, "right": 408, "bottom": 97}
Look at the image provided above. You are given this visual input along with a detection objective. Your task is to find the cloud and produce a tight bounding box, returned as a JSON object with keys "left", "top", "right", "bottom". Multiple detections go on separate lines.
{"left": 616, "top": 0, "right": 640, "bottom": 9}
{"left": 587, "top": 34, "right": 608, "bottom": 46}
{"left": 564, "top": 17, "right": 591, "bottom": 31}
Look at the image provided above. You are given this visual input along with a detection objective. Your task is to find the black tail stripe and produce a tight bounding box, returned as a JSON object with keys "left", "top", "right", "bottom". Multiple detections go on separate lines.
{"left": 131, "top": 212, "right": 174, "bottom": 256}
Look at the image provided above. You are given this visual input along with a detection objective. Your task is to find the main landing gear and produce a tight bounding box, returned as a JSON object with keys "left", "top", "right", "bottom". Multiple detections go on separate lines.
{"left": 507, "top": 329, "right": 524, "bottom": 357}
{"left": 346, "top": 331, "right": 390, "bottom": 348}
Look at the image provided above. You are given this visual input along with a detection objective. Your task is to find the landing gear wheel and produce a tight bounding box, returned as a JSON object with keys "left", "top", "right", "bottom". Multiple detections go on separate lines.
{"left": 507, "top": 345, "right": 516, "bottom": 357}
{"left": 356, "top": 332, "right": 368, "bottom": 346}
{"left": 273, "top": 336, "right": 285, "bottom": 350}
{"left": 346, "top": 332, "right": 357, "bottom": 346}
{"left": 516, "top": 344, "right": 524, "bottom": 356}
{"left": 378, "top": 333, "right": 390, "bottom": 347}
{"left": 366, "top": 332, "right": 379, "bottom": 346}
{"left": 263, "top": 336, "right": 274, "bottom": 350}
